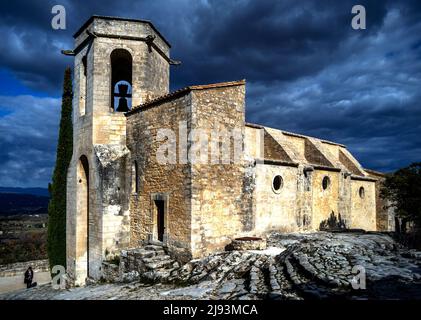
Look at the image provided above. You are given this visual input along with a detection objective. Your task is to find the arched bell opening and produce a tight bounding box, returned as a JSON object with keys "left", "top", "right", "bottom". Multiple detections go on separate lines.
{"left": 110, "top": 49, "right": 133, "bottom": 112}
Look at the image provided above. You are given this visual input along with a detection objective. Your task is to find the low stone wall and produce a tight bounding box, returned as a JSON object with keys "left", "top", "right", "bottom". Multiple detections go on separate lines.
{"left": 0, "top": 259, "right": 49, "bottom": 277}
{"left": 120, "top": 249, "right": 146, "bottom": 274}
{"left": 231, "top": 237, "right": 267, "bottom": 251}
{"left": 101, "top": 262, "right": 120, "bottom": 282}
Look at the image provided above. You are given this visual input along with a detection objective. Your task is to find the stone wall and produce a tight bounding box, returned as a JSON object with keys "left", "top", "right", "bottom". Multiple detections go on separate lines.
{"left": 244, "top": 125, "right": 378, "bottom": 233}
{"left": 311, "top": 169, "right": 341, "bottom": 229}
{"left": 123, "top": 81, "right": 319, "bottom": 261}
{"left": 126, "top": 94, "right": 192, "bottom": 261}
{"left": 253, "top": 164, "right": 299, "bottom": 233}
{"left": 338, "top": 172, "right": 352, "bottom": 226}
{"left": 0, "top": 260, "right": 49, "bottom": 277}
{"left": 94, "top": 145, "right": 132, "bottom": 260}
{"left": 295, "top": 165, "right": 313, "bottom": 230}
{"left": 350, "top": 178, "right": 377, "bottom": 230}
{"left": 244, "top": 126, "right": 263, "bottom": 159}
{"left": 366, "top": 170, "right": 395, "bottom": 231}
{"left": 190, "top": 84, "right": 249, "bottom": 258}
{"left": 66, "top": 41, "right": 96, "bottom": 285}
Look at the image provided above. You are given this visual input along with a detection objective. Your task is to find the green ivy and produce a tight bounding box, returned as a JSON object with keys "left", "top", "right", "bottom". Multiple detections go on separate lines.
{"left": 47, "top": 67, "right": 73, "bottom": 271}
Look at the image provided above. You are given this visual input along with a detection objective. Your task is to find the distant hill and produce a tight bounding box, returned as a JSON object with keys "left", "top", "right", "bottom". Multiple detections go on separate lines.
{"left": 0, "top": 187, "right": 49, "bottom": 197}
{"left": 0, "top": 193, "right": 49, "bottom": 216}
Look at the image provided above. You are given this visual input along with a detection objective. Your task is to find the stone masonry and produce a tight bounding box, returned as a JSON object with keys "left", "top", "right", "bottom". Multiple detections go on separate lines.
{"left": 66, "top": 16, "right": 394, "bottom": 285}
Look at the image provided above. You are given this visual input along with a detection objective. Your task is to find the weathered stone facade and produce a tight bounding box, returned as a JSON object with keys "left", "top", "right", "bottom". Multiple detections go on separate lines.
{"left": 66, "top": 16, "right": 393, "bottom": 284}
{"left": 66, "top": 16, "right": 170, "bottom": 285}
{"left": 127, "top": 93, "right": 192, "bottom": 260}
{"left": 366, "top": 169, "right": 396, "bottom": 232}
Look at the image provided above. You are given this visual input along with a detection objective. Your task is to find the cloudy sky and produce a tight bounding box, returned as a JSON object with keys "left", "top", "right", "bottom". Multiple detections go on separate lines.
{"left": 0, "top": 0, "right": 420, "bottom": 188}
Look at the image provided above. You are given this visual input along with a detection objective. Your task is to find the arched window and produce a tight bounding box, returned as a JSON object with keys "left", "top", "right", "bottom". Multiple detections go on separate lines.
{"left": 132, "top": 161, "right": 138, "bottom": 193}
{"left": 79, "top": 55, "right": 87, "bottom": 116}
{"left": 359, "top": 186, "right": 365, "bottom": 199}
{"left": 322, "top": 176, "right": 330, "bottom": 190}
{"left": 110, "top": 49, "right": 133, "bottom": 112}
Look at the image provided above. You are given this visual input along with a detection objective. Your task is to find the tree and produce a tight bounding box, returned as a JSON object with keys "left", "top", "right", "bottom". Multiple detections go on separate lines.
{"left": 381, "top": 162, "right": 421, "bottom": 233}
{"left": 47, "top": 67, "right": 73, "bottom": 270}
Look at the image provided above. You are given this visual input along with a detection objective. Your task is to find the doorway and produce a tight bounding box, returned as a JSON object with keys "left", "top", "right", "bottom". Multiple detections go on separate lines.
{"left": 155, "top": 200, "right": 165, "bottom": 242}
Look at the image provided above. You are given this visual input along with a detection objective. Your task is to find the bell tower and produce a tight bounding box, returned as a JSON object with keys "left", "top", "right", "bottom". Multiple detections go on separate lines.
{"left": 65, "top": 16, "right": 172, "bottom": 285}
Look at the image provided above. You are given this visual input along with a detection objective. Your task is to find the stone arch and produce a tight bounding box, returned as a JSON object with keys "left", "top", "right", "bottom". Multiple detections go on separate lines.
{"left": 76, "top": 155, "right": 90, "bottom": 281}
{"left": 110, "top": 48, "right": 133, "bottom": 112}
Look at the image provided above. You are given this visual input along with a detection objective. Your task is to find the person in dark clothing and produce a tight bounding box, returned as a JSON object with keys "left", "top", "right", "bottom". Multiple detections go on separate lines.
{"left": 24, "top": 266, "right": 34, "bottom": 288}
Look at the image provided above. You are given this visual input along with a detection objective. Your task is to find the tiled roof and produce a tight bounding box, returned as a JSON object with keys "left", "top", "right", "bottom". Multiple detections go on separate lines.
{"left": 364, "top": 168, "right": 386, "bottom": 177}
{"left": 126, "top": 80, "right": 245, "bottom": 115}
{"left": 245, "top": 122, "right": 346, "bottom": 148}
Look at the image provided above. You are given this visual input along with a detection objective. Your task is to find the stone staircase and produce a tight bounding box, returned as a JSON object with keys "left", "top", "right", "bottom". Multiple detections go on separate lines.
{"left": 119, "top": 242, "right": 180, "bottom": 283}
{"left": 116, "top": 242, "right": 349, "bottom": 299}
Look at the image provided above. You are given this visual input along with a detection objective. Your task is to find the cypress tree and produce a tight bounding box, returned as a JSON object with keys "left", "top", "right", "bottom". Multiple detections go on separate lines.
{"left": 47, "top": 67, "right": 73, "bottom": 270}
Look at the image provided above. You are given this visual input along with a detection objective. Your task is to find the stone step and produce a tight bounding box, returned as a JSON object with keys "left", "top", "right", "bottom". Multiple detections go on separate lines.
{"left": 292, "top": 252, "right": 319, "bottom": 279}
{"left": 142, "top": 269, "right": 172, "bottom": 283}
{"left": 285, "top": 258, "right": 302, "bottom": 285}
{"left": 145, "top": 261, "right": 174, "bottom": 270}
{"left": 150, "top": 249, "right": 166, "bottom": 256}
{"left": 148, "top": 239, "right": 165, "bottom": 247}
{"left": 249, "top": 266, "right": 263, "bottom": 294}
{"left": 85, "top": 277, "right": 97, "bottom": 286}
{"left": 141, "top": 270, "right": 159, "bottom": 282}
{"left": 133, "top": 249, "right": 157, "bottom": 259}
{"left": 168, "top": 263, "right": 193, "bottom": 282}
{"left": 276, "top": 267, "right": 294, "bottom": 293}
{"left": 143, "top": 256, "right": 175, "bottom": 270}
{"left": 290, "top": 253, "right": 343, "bottom": 288}
{"left": 143, "top": 254, "right": 172, "bottom": 263}
{"left": 268, "top": 262, "right": 281, "bottom": 292}
{"left": 144, "top": 244, "right": 165, "bottom": 252}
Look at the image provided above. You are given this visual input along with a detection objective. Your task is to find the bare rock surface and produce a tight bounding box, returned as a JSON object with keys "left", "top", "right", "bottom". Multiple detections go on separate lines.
{"left": 2, "top": 232, "right": 421, "bottom": 300}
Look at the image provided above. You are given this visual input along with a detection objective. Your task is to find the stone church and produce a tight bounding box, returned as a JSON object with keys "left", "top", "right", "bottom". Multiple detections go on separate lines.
{"left": 65, "top": 16, "right": 392, "bottom": 285}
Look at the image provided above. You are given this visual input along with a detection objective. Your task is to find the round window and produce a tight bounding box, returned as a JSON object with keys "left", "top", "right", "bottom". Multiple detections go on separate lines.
{"left": 272, "top": 175, "right": 284, "bottom": 193}
{"left": 322, "top": 176, "right": 330, "bottom": 190}
{"left": 359, "top": 186, "right": 365, "bottom": 199}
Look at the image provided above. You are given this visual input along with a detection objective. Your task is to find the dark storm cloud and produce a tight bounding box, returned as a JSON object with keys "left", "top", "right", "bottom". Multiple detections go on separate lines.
{"left": 168, "top": 0, "right": 389, "bottom": 86}
{"left": 0, "top": 0, "right": 420, "bottom": 187}
{"left": 0, "top": 95, "right": 60, "bottom": 187}
{"left": 245, "top": 6, "right": 421, "bottom": 171}
{"left": 0, "top": 0, "right": 390, "bottom": 91}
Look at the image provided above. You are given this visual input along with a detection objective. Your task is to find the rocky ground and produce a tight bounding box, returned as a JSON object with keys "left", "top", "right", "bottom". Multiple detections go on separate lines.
{"left": 1, "top": 231, "right": 421, "bottom": 300}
